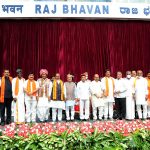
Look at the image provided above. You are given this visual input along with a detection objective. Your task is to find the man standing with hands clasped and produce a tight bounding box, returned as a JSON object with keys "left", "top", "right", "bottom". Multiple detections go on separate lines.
{"left": 114, "top": 71, "right": 127, "bottom": 120}
{"left": 77, "top": 74, "right": 91, "bottom": 121}
{"left": 133, "top": 70, "right": 148, "bottom": 120}
{"left": 90, "top": 74, "right": 104, "bottom": 121}
{"left": 64, "top": 74, "right": 77, "bottom": 121}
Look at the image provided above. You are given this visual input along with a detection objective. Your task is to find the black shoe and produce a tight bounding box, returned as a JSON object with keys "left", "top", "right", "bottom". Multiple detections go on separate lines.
{"left": 6, "top": 121, "right": 11, "bottom": 125}
{"left": 1, "top": 122, "right": 5, "bottom": 126}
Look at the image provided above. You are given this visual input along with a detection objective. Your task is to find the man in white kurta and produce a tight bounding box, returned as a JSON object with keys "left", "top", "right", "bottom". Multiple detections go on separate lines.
{"left": 90, "top": 74, "right": 104, "bottom": 120}
{"left": 77, "top": 74, "right": 91, "bottom": 121}
{"left": 12, "top": 69, "right": 25, "bottom": 124}
{"left": 101, "top": 70, "right": 115, "bottom": 120}
{"left": 24, "top": 73, "right": 39, "bottom": 123}
{"left": 133, "top": 70, "right": 148, "bottom": 119}
{"left": 37, "top": 69, "right": 52, "bottom": 122}
{"left": 125, "top": 71, "right": 135, "bottom": 120}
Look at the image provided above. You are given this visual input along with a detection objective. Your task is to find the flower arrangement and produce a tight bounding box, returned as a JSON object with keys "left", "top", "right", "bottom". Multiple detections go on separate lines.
{"left": 0, "top": 120, "right": 150, "bottom": 149}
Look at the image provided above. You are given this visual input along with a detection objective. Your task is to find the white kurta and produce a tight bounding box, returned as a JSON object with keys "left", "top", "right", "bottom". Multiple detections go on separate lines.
{"left": 101, "top": 77, "right": 115, "bottom": 102}
{"left": 90, "top": 80, "right": 104, "bottom": 107}
{"left": 12, "top": 77, "right": 25, "bottom": 123}
{"left": 134, "top": 77, "right": 148, "bottom": 105}
{"left": 124, "top": 77, "right": 135, "bottom": 120}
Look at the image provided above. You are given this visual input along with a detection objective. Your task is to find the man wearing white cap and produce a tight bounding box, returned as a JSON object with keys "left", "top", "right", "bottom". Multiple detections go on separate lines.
{"left": 37, "top": 69, "right": 52, "bottom": 122}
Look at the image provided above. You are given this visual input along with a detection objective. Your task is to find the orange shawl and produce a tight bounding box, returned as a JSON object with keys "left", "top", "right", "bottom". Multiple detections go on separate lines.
{"left": 52, "top": 80, "right": 64, "bottom": 101}
{"left": 146, "top": 77, "right": 150, "bottom": 104}
{"left": 104, "top": 77, "right": 114, "bottom": 97}
{"left": 15, "top": 77, "right": 24, "bottom": 96}
{"left": 0, "top": 76, "right": 12, "bottom": 103}
{"left": 26, "top": 80, "right": 37, "bottom": 96}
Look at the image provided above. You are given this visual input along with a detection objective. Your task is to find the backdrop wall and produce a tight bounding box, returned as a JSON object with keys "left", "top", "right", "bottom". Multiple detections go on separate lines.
{"left": 0, "top": 20, "right": 150, "bottom": 81}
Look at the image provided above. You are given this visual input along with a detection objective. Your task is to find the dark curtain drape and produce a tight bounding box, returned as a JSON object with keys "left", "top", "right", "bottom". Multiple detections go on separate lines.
{"left": 0, "top": 20, "right": 150, "bottom": 81}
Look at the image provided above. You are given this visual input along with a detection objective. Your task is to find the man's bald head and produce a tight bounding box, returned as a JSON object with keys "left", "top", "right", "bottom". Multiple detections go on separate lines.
{"left": 55, "top": 73, "right": 60, "bottom": 80}
{"left": 94, "top": 74, "right": 99, "bottom": 82}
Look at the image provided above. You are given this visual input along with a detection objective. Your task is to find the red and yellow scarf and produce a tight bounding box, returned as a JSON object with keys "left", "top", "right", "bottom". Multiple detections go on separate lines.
{"left": 0, "top": 76, "right": 12, "bottom": 103}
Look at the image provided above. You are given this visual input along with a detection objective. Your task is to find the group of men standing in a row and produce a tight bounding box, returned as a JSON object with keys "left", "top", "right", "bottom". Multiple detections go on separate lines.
{"left": 0, "top": 69, "right": 150, "bottom": 126}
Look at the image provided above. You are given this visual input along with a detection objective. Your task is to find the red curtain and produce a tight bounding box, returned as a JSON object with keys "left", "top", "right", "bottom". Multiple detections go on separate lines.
{"left": 0, "top": 20, "right": 150, "bottom": 81}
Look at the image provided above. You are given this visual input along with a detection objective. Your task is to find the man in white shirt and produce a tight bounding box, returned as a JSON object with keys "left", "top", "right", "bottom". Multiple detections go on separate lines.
{"left": 90, "top": 74, "right": 104, "bottom": 121}
{"left": 125, "top": 71, "right": 135, "bottom": 120}
{"left": 77, "top": 74, "right": 90, "bottom": 121}
{"left": 24, "top": 72, "right": 39, "bottom": 123}
{"left": 133, "top": 70, "right": 148, "bottom": 120}
{"left": 12, "top": 69, "right": 25, "bottom": 124}
{"left": 114, "top": 71, "right": 127, "bottom": 120}
{"left": 101, "top": 70, "right": 115, "bottom": 120}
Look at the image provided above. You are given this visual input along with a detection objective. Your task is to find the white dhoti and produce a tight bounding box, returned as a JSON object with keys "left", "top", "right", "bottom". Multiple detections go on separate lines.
{"left": 37, "top": 97, "right": 50, "bottom": 122}
{"left": 80, "top": 99, "right": 89, "bottom": 120}
{"left": 92, "top": 95, "right": 104, "bottom": 120}
{"left": 126, "top": 96, "right": 135, "bottom": 120}
{"left": 50, "top": 100, "right": 65, "bottom": 121}
{"left": 25, "top": 99, "right": 37, "bottom": 122}
{"left": 14, "top": 95, "right": 25, "bottom": 123}
{"left": 66, "top": 100, "right": 75, "bottom": 120}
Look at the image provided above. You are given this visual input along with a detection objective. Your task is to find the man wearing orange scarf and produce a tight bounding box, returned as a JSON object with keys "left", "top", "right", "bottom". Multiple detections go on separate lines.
{"left": 0, "top": 69, "right": 13, "bottom": 126}
{"left": 51, "top": 73, "right": 65, "bottom": 122}
{"left": 12, "top": 69, "right": 25, "bottom": 124}
{"left": 146, "top": 71, "right": 150, "bottom": 119}
{"left": 24, "top": 72, "right": 39, "bottom": 123}
{"left": 37, "top": 69, "right": 52, "bottom": 122}
{"left": 101, "top": 69, "right": 115, "bottom": 121}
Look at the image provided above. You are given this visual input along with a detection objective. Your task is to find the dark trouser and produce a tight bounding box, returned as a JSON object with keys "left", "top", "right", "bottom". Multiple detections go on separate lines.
{"left": 115, "top": 97, "right": 126, "bottom": 119}
{"left": 0, "top": 98, "right": 12, "bottom": 123}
